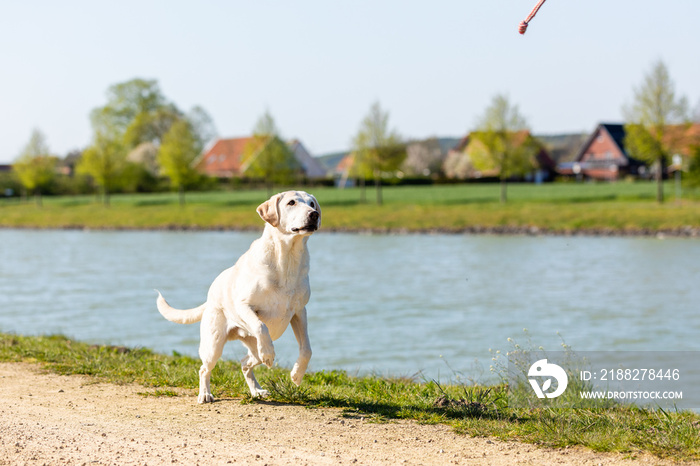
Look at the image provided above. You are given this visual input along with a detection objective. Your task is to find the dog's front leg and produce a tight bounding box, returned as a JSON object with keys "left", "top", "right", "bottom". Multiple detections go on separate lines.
{"left": 290, "top": 307, "right": 312, "bottom": 386}
{"left": 235, "top": 303, "right": 275, "bottom": 367}
{"left": 239, "top": 336, "right": 270, "bottom": 398}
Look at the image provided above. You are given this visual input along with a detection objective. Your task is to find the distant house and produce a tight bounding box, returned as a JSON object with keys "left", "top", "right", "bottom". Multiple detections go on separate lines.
{"left": 322, "top": 140, "right": 428, "bottom": 187}
{"left": 558, "top": 123, "right": 645, "bottom": 181}
{"left": 195, "top": 137, "right": 252, "bottom": 178}
{"left": 536, "top": 133, "right": 588, "bottom": 166}
{"left": 660, "top": 123, "right": 700, "bottom": 170}
{"left": 0, "top": 164, "right": 11, "bottom": 173}
{"left": 58, "top": 150, "right": 83, "bottom": 177}
{"left": 195, "top": 136, "right": 327, "bottom": 179}
{"left": 443, "top": 131, "right": 555, "bottom": 182}
{"left": 126, "top": 142, "right": 159, "bottom": 176}
{"left": 287, "top": 140, "right": 327, "bottom": 179}
{"left": 402, "top": 137, "right": 461, "bottom": 177}
{"left": 322, "top": 137, "right": 459, "bottom": 184}
{"left": 315, "top": 151, "right": 355, "bottom": 187}
{"left": 334, "top": 152, "right": 356, "bottom": 187}
{"left": 317, "top": 151, "right": 351, "bottom": 175}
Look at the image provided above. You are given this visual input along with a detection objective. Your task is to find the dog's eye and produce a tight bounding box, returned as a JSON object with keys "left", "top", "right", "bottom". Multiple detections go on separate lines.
{"left": 310, "top": 202, "right": 315, "bottom": 209}
{"left": 287, "top": 200, "right": 296, "bottom": 206}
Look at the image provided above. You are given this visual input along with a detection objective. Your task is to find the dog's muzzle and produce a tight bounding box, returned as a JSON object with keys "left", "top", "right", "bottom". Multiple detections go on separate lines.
{"left": 292, "top": 211, "right": 320, "bottom": 233}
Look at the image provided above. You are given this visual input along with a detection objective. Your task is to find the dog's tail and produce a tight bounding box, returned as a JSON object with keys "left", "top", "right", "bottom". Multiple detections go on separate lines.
{"left": 155, "top": 290, "right": 206, "bottom": 324}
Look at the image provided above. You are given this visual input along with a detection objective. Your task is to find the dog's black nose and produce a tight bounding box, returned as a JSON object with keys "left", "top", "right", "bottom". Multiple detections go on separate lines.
{"left": 309, "top": 211, "right": 319, "bottom": 222}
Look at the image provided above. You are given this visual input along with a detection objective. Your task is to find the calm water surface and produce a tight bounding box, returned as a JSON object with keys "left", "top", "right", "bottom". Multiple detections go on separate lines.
{"left": 1, "top": 229, "right": 699, "bottom": 382}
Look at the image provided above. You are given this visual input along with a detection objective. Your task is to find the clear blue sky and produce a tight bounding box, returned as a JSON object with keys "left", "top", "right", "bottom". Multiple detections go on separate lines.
{"left": 1, "top": 0, "right": 699, "bottom": 163}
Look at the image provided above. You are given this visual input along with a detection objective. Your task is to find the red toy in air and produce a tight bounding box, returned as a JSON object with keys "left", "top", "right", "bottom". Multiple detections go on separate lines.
{"left": 519, "top": 0, "right": 547, "bottom": 34}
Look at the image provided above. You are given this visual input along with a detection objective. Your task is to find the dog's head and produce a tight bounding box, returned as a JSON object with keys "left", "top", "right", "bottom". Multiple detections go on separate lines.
{"left": 256, "top": 191, "right": 321, "bottom": 236}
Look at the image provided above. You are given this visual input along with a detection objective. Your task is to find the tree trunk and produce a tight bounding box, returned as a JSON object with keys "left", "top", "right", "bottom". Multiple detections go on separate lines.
{"left": 375, "top": 176, "right": 383, "bottom": 206}
{"left": 656, "top": 156, "right": 664, "bottom": 204}
{"left": 500, "top": 148, "right": 508, "bottom": 204}
{"left": 178, "top": 185, "right": 185, "bottom": 207}
{"left": 500, "top": 178, "right": 507, "bottom": 204}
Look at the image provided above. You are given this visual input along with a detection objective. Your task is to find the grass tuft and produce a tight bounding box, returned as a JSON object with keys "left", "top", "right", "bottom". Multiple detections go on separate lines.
{"left": 263, "top": 373, "right": 312, "bottom": 404}
{"left": 433, "top": 383, "right": 507, "bottom": 419}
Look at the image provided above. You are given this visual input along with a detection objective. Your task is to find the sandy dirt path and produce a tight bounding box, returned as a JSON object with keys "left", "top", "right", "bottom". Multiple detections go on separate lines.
{"left": 0, "top": 363, "right": 680, "bottom": 465}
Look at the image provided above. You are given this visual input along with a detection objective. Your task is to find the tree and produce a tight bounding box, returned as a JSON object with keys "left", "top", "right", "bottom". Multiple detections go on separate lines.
{"left": 242, "top": 110, "right": 300, "bottom": 196}
{"left": 90, "top": 78, "right": 176, "bottom": 149}
{"left": 187, "top": 105, "right": 218, "bottom": 150}
{"left": 351, "top": 102, "right": 405, "bottom": 205}
{"left": 252, "top": 109, "right": 279, "bottom": 138}
{"left": 76, "top": 130, "right": 126, "bottom": 206}
{"left": 123, "top": 104, "right": 182, "bottom": 150}
{"left": 623, "top": 60, "right": 689, "bottom": 203}
{"left": 402, "top": 138, "right": 446, "bottom": 177}
{"left": 473, "top": 94, "right": 536, "bottom": 203}
{"left": 686, "top": 145, "right": 700, "bottom": 188}
{"left": 443, "top": 147, "right": 475, "bottom": 180}
{"left": 158, "top": 119, "right": 202, "bottom": 205}
{"left": 89, "top": 78, "right": 216, "bottom": 160}
{"left": 86, "top": 79, "right": 173, "bottom": 203}
{"left": 13, "top": 129, "right": 56, "bottom": 206}
{"left": 86, "top": 78, "right": 217, "bottom": 200}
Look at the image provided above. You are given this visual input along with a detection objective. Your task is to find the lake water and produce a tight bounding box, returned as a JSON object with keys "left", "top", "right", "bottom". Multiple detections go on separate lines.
{"left": 1, "top": 229, "right": 699, "bottom": 384}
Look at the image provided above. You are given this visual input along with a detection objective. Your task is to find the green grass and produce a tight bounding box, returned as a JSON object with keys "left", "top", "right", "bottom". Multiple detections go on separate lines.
{"left": 2, "top": 332, "right": 699, "bottom": 461}
{"left": 1, "top": 182, "right": 699, "bottom": 232}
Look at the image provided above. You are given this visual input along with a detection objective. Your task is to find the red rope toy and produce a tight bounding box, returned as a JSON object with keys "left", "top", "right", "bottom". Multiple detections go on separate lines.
{"left": 519, "top": 0, "right": 547, "bottom": 34}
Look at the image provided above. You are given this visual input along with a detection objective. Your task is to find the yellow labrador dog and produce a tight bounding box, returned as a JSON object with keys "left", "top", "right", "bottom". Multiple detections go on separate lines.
{"left": 156, "top": 191, "right": 320, "bottom": 403}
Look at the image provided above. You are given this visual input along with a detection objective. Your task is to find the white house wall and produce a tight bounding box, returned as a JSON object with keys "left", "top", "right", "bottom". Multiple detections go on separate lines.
{"left": 290, "top": 141, "right": 328, "bottom": 178}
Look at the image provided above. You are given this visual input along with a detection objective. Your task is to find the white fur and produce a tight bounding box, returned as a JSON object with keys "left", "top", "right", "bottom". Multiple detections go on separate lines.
{"left": 156, "top": 191, "right": 321, "bottom": 403}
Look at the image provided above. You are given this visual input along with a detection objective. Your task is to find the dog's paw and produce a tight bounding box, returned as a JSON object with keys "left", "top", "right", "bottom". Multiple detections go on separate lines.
{"left": 198, "top": 393, "right": 215, "bottom": 404}
{"left": 252, "top": 388, "right": 269, "bottom": 398}
{"left": 290, "top": 364, "right": 305, "bottom": 386}
{"left": 258, "top": 343, "right": 275, "bottom": 368}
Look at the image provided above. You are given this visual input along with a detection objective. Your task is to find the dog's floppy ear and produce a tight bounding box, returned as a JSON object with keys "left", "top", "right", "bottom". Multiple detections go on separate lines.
{"left": 257, "top": 193, "right": 281, "bottom": 227}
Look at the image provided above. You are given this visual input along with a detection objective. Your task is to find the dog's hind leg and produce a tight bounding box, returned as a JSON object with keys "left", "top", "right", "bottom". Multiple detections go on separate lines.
{"left": 197, "top": 308, "right": 227, "bottom": 404}
{"left": 239, "top": 336, "right": 269, "bottom": 398}
{"left": 290, "top": 307, "right": 312, "bottom": 386}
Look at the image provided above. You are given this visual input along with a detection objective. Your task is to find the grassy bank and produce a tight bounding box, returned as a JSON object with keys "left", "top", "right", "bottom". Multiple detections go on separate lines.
{"left": 1, "top": 182, "right": 699, "bottom": 233}
{"left": 1, "top": 332, "right": 699, "bottom": 461}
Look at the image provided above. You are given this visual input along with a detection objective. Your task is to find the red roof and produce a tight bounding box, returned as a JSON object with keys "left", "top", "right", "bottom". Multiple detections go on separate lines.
{"left": 196, "top": 137, "right": 254, "bottom": 177}
{"left": 663, "top": 123, "right": 700, "bottom": 157}
{"left": 336, "top": 153, "right": 355, "bottom": 174}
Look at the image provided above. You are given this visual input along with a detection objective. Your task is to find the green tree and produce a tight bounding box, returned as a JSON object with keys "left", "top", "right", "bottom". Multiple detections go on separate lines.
{"left": 347, "top": 142, "right": 374, "bottom": 204}
{"left": 252, "top": 109, "right": 279, "bottom": 138}
{"left": 158, "top": 119, "right": 202, "bottom": 205}
{"left": 473, "top": 94, "right": 536, "bottom": 203}
{"left": 686, "top": 145, "right": 700, "bottom": 188}
{"left": 90, "top": 78, "right": 177, "bottom": 149}
{"left": 123, "top": 105, "right": 182, "bottom": 149}
{"left": 13, "top": 129, "right": 56, "bottom": 206}
{"left": 76, "top": 130, "right": 126, "bottom": 206}
{"left": 624, "top": 60, "right": 689, "bottom": 203}
{"left": 86, "top": 78, "right": 217, "bottom": 199}
{"left": 242, "top": 110, "right": 300, "bottom": 196}
{"left": 351, "top": 102, "right": 405, "bottom": 205}
{"left": 187, "top": 105, "right": 218, "bottom": 150}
